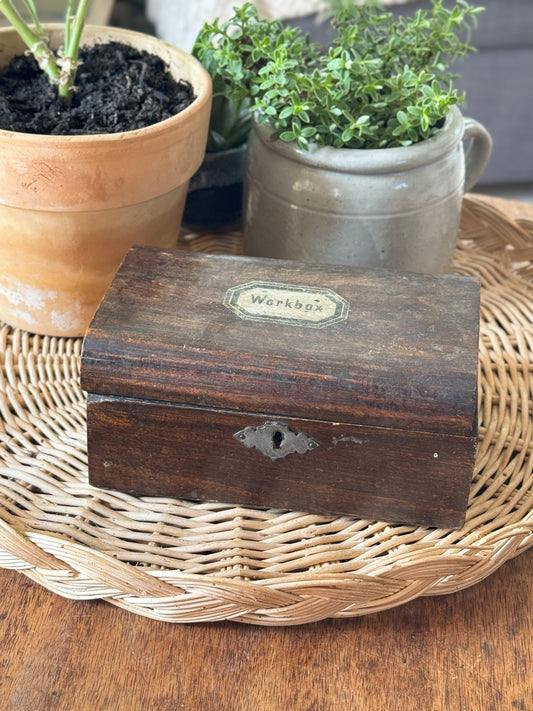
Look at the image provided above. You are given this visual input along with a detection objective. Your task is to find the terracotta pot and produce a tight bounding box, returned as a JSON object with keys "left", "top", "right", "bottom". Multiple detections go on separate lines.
{"left": 243, "top": 107, "right": 492, "bottom": 273}
{"left": 0, "top": 25, "right": 212, "bottom": 336}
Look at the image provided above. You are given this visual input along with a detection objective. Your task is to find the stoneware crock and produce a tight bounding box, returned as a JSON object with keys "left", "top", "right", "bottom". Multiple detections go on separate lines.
{"left": 243, "top": 106, "right": 491, "bottom": 273}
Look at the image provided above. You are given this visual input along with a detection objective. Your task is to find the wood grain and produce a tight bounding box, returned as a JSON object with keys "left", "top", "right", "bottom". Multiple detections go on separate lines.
{"left": 87, "top": 393, "right": 475, "bottom": 527}
{"left": 81, "top": 248, "right": 480, "bottom": 434}
{"left": 1, "top": 551, "right": 531, "bottom": 711}
{"left": 82, "top": 248, "right": 480, "bottom": 527}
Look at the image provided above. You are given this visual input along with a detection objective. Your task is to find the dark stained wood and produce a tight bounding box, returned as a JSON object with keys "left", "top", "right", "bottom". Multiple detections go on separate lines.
{"left": 82, "top": 249, "right": 480, "bottom": 528}
{"left": 1, "top": 551, "right": 531, "bottom": 711}
{"left": 81, "top": 248, "right": 480, "bottom": 435}
{"left": 87, "top": 394, "right": 476, "bottom": 528}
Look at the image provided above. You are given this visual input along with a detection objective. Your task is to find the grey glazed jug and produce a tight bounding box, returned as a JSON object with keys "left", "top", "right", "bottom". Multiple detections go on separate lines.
{"left": 243, "top": 106, "right": 491, "bottom": 273}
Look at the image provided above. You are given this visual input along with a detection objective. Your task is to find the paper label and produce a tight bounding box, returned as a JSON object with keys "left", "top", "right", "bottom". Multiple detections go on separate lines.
{"left": 223, "top": 281, "right": 349, "bottom": 329}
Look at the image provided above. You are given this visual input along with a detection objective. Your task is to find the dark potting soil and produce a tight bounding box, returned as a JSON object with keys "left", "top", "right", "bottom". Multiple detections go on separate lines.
{"left": 0, "top": 41, "right": 195, "bottom": 135}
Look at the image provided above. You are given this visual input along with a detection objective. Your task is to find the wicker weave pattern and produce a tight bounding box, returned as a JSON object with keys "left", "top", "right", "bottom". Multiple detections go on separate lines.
{"left": 0, "top": 195, "right": 532, "bottom": 625}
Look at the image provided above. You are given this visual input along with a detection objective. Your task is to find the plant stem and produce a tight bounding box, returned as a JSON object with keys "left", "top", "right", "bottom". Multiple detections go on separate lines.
{"left": 58, "top": 0, "right": 90, "bottom": 104}
{"left": 0, "top": 0, "right": 60, "bottom": 84}
{"left": 0, "top": 0, "right": 90, "bottom": 105}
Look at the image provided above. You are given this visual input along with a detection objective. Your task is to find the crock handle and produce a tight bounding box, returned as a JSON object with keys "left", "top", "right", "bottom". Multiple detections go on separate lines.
{"left": 463, "top": 117, "right": 492, "bottom": 192}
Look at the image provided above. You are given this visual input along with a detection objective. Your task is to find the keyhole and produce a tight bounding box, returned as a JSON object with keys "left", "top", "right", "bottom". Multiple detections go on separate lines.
{"left": 272, "top": 430, "right": 284, "bottom": 449}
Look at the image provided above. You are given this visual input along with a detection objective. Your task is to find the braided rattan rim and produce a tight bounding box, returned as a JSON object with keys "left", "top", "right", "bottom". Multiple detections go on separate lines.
{"left": 0, "top": 194, "right": 532, "bottom": 625}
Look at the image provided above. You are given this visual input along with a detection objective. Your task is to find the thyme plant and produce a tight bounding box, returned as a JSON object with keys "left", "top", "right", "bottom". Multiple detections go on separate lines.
{"left": 0, "top": 0, "right": 90, "bottom": 104}
{"left": 193, "top": 3, "right": 316, "bottom": 151}
{"left": 195, "top": 0, "right": 483, "bottom": 151}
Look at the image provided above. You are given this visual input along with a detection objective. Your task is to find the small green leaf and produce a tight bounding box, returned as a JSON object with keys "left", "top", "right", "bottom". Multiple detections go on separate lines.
{"left": 341, "top": 128, "right": 353, "bottom": 143}
{"left": 280, "top": 131, "right": 296, "bottom": 142}
{"left": 397, "top": 110, "right": 408, "bottom": 126}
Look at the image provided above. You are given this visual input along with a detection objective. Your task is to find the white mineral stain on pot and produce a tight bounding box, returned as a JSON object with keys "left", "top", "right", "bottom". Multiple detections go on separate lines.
{"left": 11, "top": 308, "right": 37, "bottom": 325}
{"left": 0, "top": 279, "right": 55, "bottom": 309}
{"left": 51, "top": 307, "right": 82, "bottom": 333}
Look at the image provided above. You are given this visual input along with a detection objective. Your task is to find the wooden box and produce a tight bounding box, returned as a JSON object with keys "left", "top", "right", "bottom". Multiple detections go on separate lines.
{"left": 81, "top": 246, "right": 480, "bottom": 528}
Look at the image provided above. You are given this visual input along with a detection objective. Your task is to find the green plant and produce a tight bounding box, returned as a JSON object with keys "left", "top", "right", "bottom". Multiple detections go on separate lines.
{"left": 193, "top": 3, "right": 316, "bottom": 152}
{"left": 0, "top": 0, "right": 90, "bottom": 104}
{"left": 194, "top": 0, "right": 483, "bottom": 151}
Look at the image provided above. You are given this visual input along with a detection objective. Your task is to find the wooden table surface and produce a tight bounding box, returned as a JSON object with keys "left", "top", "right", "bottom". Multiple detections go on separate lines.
{"left": 1, "top": 195, "right": 532, "bottom": 711}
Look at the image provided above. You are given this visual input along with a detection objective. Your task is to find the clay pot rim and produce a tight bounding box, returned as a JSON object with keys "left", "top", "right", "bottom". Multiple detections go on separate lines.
{"left": 0, "top": 24, "right": 212, "bottom": 210}
{"left": 0, "top": 24, "right": 212, "bottom": 145}
{"left": 252, "top": 105, "right": 465, "bottom": 175}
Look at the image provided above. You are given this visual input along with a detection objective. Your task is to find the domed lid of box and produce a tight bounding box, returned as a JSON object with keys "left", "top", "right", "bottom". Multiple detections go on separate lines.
{"left": 81, "top": 246, "right": 480, "bottom": 437}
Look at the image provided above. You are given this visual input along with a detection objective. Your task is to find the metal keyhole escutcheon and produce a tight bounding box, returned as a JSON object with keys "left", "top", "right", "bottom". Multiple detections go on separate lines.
{"left": 233, "top": 421, "right": 319, "bottom": 460}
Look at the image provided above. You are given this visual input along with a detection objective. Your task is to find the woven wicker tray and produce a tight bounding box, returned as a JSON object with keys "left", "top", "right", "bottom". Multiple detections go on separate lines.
{"left": 1, "top": 195, "right": 532, "bottom": 625}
